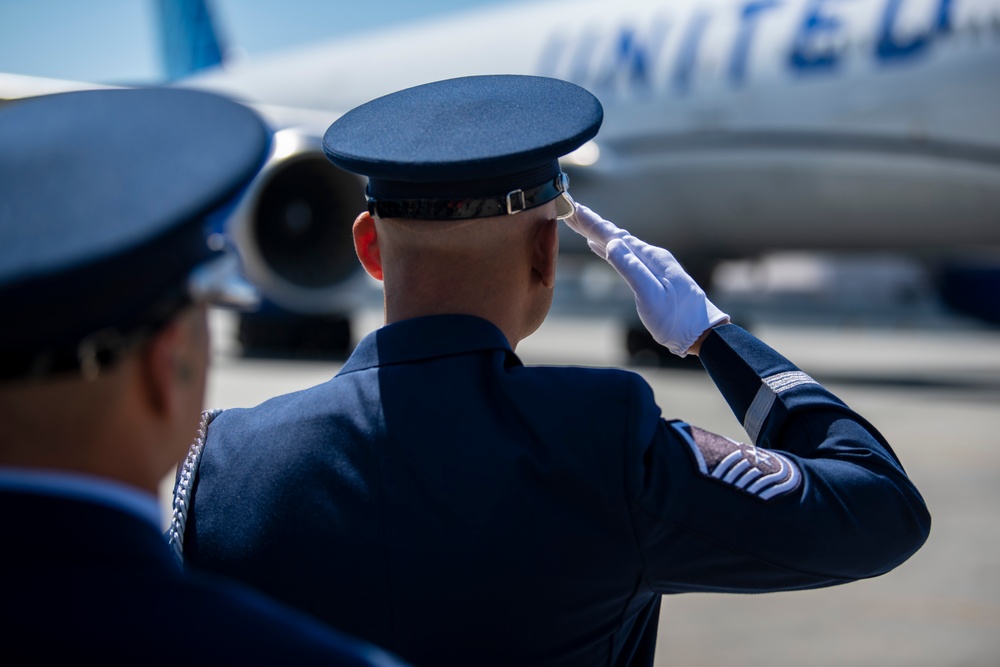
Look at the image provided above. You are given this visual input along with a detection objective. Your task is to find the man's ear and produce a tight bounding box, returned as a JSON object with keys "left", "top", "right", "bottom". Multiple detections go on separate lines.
{"left": 137, "top": 319, "right": 184, "bottom": 419}
{"left": 531, "top": 219, "right": 558, "bottom": 289}
{"left": 353, "top": 212, "right": 383, "bottom": 281}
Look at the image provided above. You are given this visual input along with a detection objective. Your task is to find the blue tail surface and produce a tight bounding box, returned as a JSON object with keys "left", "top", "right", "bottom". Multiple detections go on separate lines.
{"left": 157, "top": 0, "right": 225, "bottom": 81}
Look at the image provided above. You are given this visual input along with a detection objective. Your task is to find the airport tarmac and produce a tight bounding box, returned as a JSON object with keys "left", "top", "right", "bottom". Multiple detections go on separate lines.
{"left": 180, "top": 307, "right": 1000, "bottom": 667}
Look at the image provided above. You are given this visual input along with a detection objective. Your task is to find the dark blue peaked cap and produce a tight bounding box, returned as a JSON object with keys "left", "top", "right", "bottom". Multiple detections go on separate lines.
{"left": 323, "top": 75, "right": 603, "bottom": 220}
{"left": 0, "top": 87, "right": 270, "bottom": 380}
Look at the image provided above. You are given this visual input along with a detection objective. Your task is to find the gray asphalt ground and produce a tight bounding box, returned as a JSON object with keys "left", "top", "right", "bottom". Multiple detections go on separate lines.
{"left": 172, "top": 299, "right": 1000, "bottom": 667}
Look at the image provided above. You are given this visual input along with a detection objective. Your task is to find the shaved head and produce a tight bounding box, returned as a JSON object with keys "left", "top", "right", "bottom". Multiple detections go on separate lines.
{"left": 354, "top": 201, "right": 560, "bottom": 347}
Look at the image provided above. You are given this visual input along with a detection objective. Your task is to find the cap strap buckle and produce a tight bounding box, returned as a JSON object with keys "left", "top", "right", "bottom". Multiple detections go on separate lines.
{"left": 505, "top": 189, "right": 526, "bottom": 215}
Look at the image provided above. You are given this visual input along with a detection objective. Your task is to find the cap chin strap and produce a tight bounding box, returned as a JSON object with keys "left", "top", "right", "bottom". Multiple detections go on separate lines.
{"left": 368, "top": 173, "right": 571, "bottom": 220}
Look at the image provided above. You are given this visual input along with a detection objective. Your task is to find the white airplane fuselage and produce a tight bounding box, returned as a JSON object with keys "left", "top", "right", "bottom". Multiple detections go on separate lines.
{"left": 188, "top": 0, "right": 1000, "bottom": 259}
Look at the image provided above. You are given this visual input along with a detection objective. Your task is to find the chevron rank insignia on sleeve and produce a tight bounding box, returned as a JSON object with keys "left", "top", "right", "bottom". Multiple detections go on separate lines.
{"left": 671, "top": 422, "right": 802, "bottom": 501}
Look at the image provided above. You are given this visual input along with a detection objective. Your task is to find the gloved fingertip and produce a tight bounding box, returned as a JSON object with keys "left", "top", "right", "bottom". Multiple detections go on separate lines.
{"left": 601, "top": 238, "right": 622, "bottom": 260}
{"left": 574, "top": 204, "right": 600, "bottom": 227}
{"left": 563, "top": 203, "right": 594, "bottom": 234}
{"left": 603, "top": 238, "right": 645, "bottom": 275}
{"left": 586, "top": 238, "right": 608, "bottom": 260}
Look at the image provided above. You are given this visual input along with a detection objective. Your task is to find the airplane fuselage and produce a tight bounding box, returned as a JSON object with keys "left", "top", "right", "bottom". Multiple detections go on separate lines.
{"left": 191, "top": 0, "right": 1000, "bottom": 257}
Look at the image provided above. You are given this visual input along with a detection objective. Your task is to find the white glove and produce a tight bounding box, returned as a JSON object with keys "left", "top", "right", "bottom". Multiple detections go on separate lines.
{"left": 565, "top": 203, "right": 729, "bottom": 357}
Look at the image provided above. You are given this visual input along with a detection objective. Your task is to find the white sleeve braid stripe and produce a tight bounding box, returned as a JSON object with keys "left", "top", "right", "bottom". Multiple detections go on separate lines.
{"left": 764, "top": 371, "right": 816, "bottom": 393}
{"left": 743, "top": 385, "right": 776, "bottom": 445}
{"left": 743, "top": 371, "right": 818, "bottom": 444}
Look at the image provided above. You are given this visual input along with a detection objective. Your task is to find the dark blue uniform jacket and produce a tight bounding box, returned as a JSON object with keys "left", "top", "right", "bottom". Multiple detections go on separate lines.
{"left": 182, "top": 315, "right": 930, "bottom": 667}
{"left": 0, "top": 490, "right": 404, "bottom": 665}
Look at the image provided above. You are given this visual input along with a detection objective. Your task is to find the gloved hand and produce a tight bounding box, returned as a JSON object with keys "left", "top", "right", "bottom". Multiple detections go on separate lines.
{"left": 564, "top": 203, "right": 729, "bottom": 356}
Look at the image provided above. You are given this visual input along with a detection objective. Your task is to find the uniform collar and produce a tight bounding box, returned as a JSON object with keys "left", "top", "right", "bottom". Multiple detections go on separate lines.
{"left": 339, "top": 314, "right": 521, "bottom": 375}
{"left": 0, "top": 467, "right": 162, "bottom": 529}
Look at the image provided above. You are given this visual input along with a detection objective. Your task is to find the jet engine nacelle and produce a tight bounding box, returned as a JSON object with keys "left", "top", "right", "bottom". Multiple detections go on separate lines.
{"left": 229, "top": 128, "right": 368, "bottom": 314}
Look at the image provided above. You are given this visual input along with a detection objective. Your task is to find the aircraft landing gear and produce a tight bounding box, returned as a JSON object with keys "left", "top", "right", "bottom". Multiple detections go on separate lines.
{"left": 238, "top": 311, "right": 353, "bottom": 360}
{"left": 625, "top": 324, "right": 705, "bottom": 370}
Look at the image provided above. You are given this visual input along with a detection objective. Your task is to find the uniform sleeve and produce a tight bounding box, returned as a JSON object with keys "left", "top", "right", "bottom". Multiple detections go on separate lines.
{"left": 629, "top": 324, "right": 931, "bottom": 594}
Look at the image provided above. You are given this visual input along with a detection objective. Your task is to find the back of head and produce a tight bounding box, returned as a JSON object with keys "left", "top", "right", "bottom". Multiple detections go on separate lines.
{"left": 374, "top": 209, "right": 547, "bottom": 282}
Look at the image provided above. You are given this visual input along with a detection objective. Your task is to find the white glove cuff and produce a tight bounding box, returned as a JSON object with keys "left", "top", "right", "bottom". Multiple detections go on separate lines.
{"left": 667, "top": 302, "right": 729, "bottom": 357}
